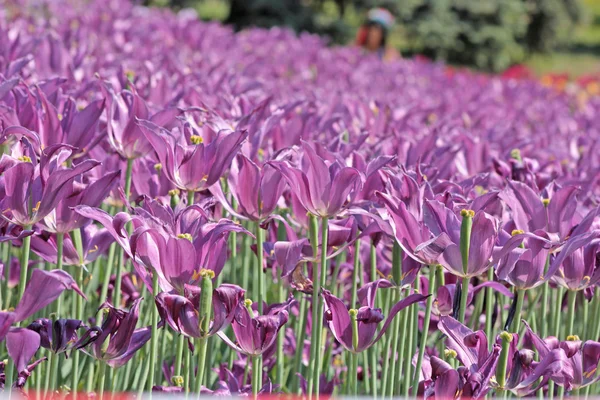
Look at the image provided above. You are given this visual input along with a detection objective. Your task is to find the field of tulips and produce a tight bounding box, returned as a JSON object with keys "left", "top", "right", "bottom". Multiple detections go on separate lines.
{"left": 2, "top": 0, "right": 600, "bottom": 398}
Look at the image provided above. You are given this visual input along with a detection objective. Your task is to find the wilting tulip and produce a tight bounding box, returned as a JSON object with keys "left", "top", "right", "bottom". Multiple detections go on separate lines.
{"left": 155, "top": 283, "right": 245, "bottom": 338}
{"left": 138, "top": 118, "right": 247, "bottom": 193}
{"left": 27, "top": 318, "right": 90, "bottom": 356}
{"left": 219, "top": 299, "right": 290, "bottom": 356}
{"left": 322, "top": 287, "right": 427, "bottom": 353}
{"left": 524, "top": 321, "right": 600, "bottom": 390}
{"left": 83, "top": 299, "right": 151, "bottom": 368}
{"left": 496, "top": 231, "right": 552, "bottom": 290}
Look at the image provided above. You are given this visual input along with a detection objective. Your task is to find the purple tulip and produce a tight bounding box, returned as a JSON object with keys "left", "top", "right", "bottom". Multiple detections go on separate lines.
{"left": 41, "top": 170, "right": 120, "bottom": 234}
{"left": 155, "top": 283, "right": 245, "bottom": 338}
{"left": 211, "top": 154, "right": 286, "bottom": 222}
{"left": 422, "top": 200, "right": 498, "bottom": 278}
{"left": 323, "top": 287, "right": 428, "bottom": 353}
{"left": 84, "top": 298, "right": 151, "bottom": 368}
{"left": 101, "top": 82, "right": 181, "bottom": 160}
{"left": 1, "top": 145, "right": 99, "bottom": 226}
{"left": 524, "top": 321, "right": 600, "bottom": 390}
{"left": 137, "top": 118, "right": 247, "bottom": 193}
{"left": 496, "top": 231, "right": 553, "bottom": 290}
{"left": 270, "top": 141, "right": 362, "bottom": 217}
{"left": 218, "top": 299, "right": 290, "bottom": 356}
{"left": 377, "top": 192, "right": 451, "bottom": 265}
{"left": 26, "top": 318, "right": 84, "bottom": 356}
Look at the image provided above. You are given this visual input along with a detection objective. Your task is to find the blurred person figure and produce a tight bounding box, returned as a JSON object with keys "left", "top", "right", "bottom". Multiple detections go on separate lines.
{"left": 355, "top": 8, "right": 399, "bottom": 61}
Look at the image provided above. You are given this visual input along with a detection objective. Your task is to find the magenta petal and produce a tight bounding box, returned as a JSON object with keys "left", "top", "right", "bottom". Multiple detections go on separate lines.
{"left": 14, "top": 269, "right": 85, "bottom": 322}
{"left": 6, "top": 328, "right": 41, "bottom": 373}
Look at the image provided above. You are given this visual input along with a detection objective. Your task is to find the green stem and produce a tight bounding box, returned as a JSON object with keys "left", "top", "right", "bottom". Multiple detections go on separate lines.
{"left": 17, "top": 224, "right": 33, "bottom": 302}
{"left": 252, "top": 356, "right": 260, "bottom": 398}
{"left": 174, "top": 334, "right": 185, "bottom": 379}
{"left": 312, "top": 217, "right": 329, "bottom": 396}
{"left": 124, "top": 158, "right": 134, "bottom": 200}
{"left": 187, "top": 190, "right": 195, "bottom": 205}
{"left": 292, "top": 294, "right": 308, "bottom": 394}
{"left": 540, "top": 281, "right": 549, "bottom": 338}
{"left": 351, "top": 239, "right": 361, "bottom": 308}
{"left": 402, "top": 297, "right": 415, "bottom": 397}
{"left": 55, "top": 233, "right": 64, "bottom": 316}
{"left": 412, "top": 265, "right": 436, "bottom": 395}
{"left": 195, "top": 271, "right": 214, "bottom": 392}
{"left": 97, "top": 361, "right": 106, "bottom": 400}
{"left": 307, "top": 214, "right": 320, "bottom": 397}
{"left": 457, "top": 276, "right": 470, "bottom": 324}
{"left": 146, "top": 272, "right": 160, "bottom": 391}
{"left": 255, "top": 223, "right": 265, "bottom": 314}
{"left": 350, "top": 308, "right": 359, "bottom": 396}
{"left": 566, "top": 290, "right": 577, "bottom": 337}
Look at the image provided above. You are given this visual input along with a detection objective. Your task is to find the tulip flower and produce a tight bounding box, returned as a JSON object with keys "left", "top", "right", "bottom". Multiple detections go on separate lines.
{"left": 83, "top": 298, "right": 151, "bottom": 368}
{"left": 322, "top": 288, "right": 427, "bottom": 353}
{"left": 219, "top": 299, "right": 290, "bottom": 357}
{"left": 270, "top": 141, "right": 362, "bottom": 218}
{"left": 6, "top": 328, "right": 46, "bottom": 388}
{"left": 211, "top": 154, "right": 286, "bottom": 222}
{"left": 524, "top": 321, "right": 600, "bottom": 390}
{"left": 137, "top": 118, "right": 247, "bottom": 193}
{"left": 27, "top": 318, "right": 90, "bottom": 356}
{"left": 155, "top": 283, "right": 245, "bottom": 338}
{"left": 1, "top": 146, "right": 100, "bottom": 227}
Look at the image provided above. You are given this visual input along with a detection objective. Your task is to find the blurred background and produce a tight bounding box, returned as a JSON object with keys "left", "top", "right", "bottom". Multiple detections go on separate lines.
{"left": 143, "top": 0, "right": 599, "bottom": 78}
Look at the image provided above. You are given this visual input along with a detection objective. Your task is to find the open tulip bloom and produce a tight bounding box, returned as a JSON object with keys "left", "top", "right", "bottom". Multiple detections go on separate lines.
{"left": 3, "top": 0, "right": 600, "bottom": 398}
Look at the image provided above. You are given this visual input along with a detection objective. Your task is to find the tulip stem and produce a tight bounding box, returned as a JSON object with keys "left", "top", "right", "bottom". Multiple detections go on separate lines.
{"left": 187, "top": 190, "right": 194, "bottom": 205}
{"left": 292, "top": 293, "right": 308, "bottom": 394}
{"left": 252, "top": 355, "right": 260, "bottom": 398}
{"left": 195, "top": 271, "right": 213, "bottom": 393}
{"left": 485, "top": 268, "right": 494, "bottom": 351}
{"left": 255, "top": 223, "right": 265, "bottom": 314}
{"left": 457, "top": 276, "right": 470, "bottom": 324}
{"left": 146, "top": 271, "right": 160, "bottom": 392}
{"left": 566, "top": 289, "right": 577, "bottom": 337}
{"left": 402, "top": 273, "right": 418, "bottom": 397}
{"left": 312, "top": 216, "right": 329, "bottom": 396}
{"left": 307, "top": 214, "right": 319, "bottom": 397}
{"left": 17, "top": 224, "right": 32, "bottom": 303}
{"left": 511, "top": 289, "right": 525, "bottom": 334}
{"left": 351, "top": 239, "right": 361, "bottom": 308}
{"left": 97, "top": 361, "right": 106, "bottom": 400}
{"left": 174, "top": 334, "right": 185, "bottom": 379}
{"left": 55, "top": 233, "right": 65, "bottom": 315}
{"left": 411, "top": 265, "right": 436, "bottom": 395}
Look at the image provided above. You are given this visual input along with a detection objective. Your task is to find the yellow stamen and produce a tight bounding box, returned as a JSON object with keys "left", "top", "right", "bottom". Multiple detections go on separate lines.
{"left": 511, "top": 229, "right": 525, "bottom": 236}
{"left": 567, "top": 335, "right": 580, "bottom": 341}
{"left": 190, "top": 135, "right": 203, "bottom": 145}
{"left": 154, "top": 163, "right": 163, "bottom": 172}
{"left": 176, "top": 233, "right": 193, "bottom": 242}
{"left": 88, "top": 245, "right": 99, "bottom": 254}
{"left": 18, "top": 156, "right": 32, "bottom": 163}
{"left": 32, "top": 201, "right": 41, "bottom": 213}
{"left": 168, "top": 189, "right": 180, "bottom": 197}
{"left": 460, "top": 209, "right": 475, "bottom": 218}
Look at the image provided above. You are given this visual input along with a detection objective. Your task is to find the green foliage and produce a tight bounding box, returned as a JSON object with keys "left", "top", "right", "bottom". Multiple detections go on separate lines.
{"left": 396, "top": 0, "right": 584, "bottom": 72}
